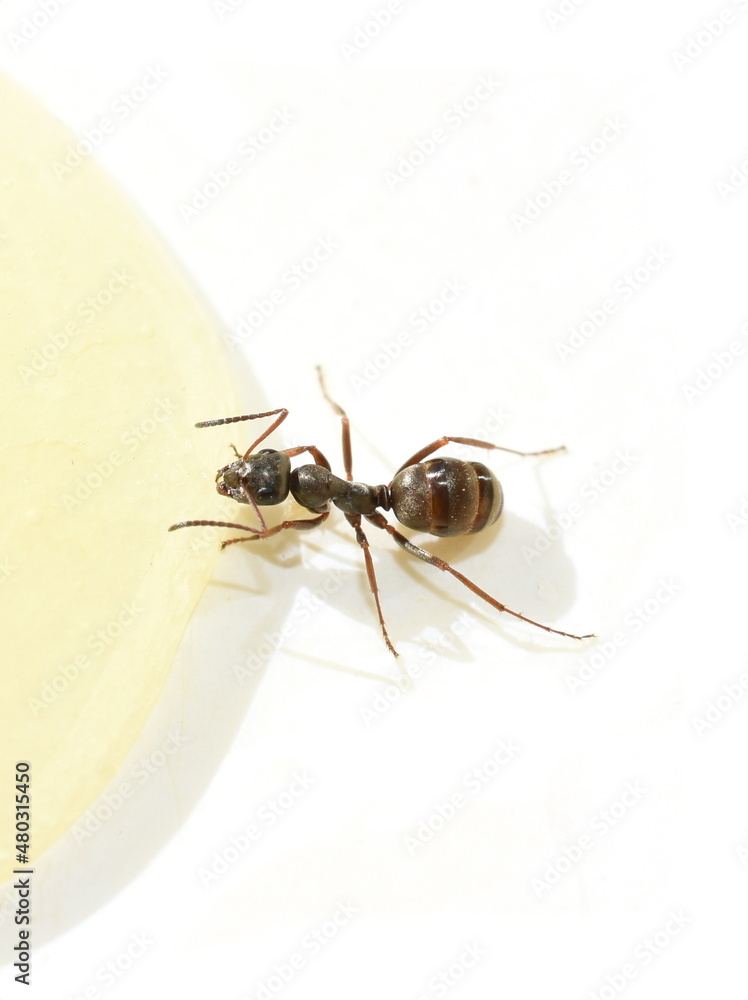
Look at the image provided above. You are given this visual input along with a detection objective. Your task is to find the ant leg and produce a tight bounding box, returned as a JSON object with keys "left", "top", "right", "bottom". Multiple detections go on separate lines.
{"left": 316, "top": 366, "right": 353, "bottom": 481}
{"left": 345, "top": 513, "right": 399, "bottom": 658}
{"left": 220, "top": 511, "right": 329, "bottom": 548}
{"left": 168, "top": 511, "right": 329, "bottom": 549}
{"left": 365, "top": 511, "right": 595, "bottom": 641}
{"left": 284, "top": 444, "right": 332, "bottom": 472}
{"left": 194, "top": 407, "right": 289, "bottom": 458}
{"left": 395, "top": 436, "right": 565, "bottom": 475}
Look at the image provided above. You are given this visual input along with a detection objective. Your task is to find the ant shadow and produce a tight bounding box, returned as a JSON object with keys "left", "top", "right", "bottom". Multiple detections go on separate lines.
{"left": 206, "top": 446, "right": 588, "bottom": 669}
{"left": 381, "top": 510, "right": 583, "bottom": 658}
{"left": 288, "top": 448, "right": 588, "bottom": 665}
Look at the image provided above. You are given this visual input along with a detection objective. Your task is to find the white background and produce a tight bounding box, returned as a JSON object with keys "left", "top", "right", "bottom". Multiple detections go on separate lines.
{"left": 3, "top": 1, "right": 748, "bottom": 998}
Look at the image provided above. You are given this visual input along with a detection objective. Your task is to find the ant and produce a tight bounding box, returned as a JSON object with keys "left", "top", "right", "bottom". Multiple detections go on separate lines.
{"left": 169, "top": 368, "right": 594, "bottom": 656}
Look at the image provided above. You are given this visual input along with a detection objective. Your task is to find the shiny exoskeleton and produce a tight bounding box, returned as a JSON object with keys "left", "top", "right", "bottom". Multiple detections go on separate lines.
{"left": 170, "top": 368, "right": 593, "bottom": 656}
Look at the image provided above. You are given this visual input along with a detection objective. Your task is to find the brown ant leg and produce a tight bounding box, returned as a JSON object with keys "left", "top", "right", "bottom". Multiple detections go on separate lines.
{"left": 284, "top": 444, "right": 332, "bottom": 471}
{"left": 316, "top": 366, "right": 353, "bottom": 480}
{"left": 394, "top": 436, "right": 565, "bottom": 475}
{"left": 346, "top": 513, "right": 398, "bottom": 657}
{"left": 220, "top": 511, "right": 329, "bottom": 548}
{"left": 365, "top": 511, "right": 595, "bottom": 642}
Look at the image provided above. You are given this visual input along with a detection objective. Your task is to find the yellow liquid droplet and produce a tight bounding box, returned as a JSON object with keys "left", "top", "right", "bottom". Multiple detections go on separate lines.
{"left": 0, "top": 74, "right": 241, "bottom": 881}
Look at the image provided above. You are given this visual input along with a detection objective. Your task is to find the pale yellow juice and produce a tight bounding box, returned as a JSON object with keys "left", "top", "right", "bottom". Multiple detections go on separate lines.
{"left": 0, "top": 74, "right": 239, "bottom": 881}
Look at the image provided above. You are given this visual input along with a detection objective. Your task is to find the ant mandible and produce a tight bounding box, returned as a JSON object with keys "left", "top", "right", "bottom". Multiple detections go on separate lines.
{"left": 169, "top": 367, "right": 594, "bottom": 656}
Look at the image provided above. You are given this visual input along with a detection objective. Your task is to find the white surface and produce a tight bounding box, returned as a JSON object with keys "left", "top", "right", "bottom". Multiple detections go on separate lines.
{"left": 3, "top": 2, "right": 748, "bottom": 997}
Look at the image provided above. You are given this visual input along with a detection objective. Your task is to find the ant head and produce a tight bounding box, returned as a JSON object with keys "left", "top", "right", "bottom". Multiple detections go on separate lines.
{"left": 216, "top": 448, "right": 291, "bottom": 506}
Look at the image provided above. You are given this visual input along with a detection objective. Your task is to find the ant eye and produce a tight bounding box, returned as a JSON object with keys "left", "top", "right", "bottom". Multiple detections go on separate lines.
{"left": 256, "top": 487, "right": 273, "bottom": 500}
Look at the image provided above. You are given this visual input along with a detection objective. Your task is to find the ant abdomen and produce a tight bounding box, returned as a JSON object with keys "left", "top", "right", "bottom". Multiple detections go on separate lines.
{"left": 391, "top": 458, "right": 504, "bottom": 537}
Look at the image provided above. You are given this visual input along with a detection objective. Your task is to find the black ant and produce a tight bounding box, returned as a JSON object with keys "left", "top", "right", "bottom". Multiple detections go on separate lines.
{"left": 169, "top": 368, "right": 594, "bottom": 656}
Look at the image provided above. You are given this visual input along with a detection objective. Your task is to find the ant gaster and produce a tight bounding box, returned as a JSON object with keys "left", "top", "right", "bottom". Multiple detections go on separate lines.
{"left": 169, "top": 368, "right": 594, "bottom": 656}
